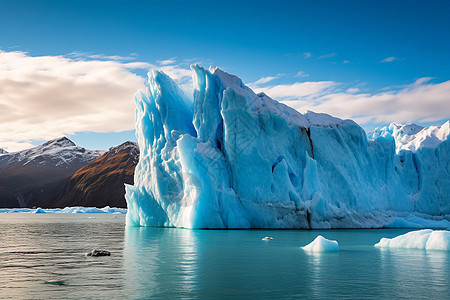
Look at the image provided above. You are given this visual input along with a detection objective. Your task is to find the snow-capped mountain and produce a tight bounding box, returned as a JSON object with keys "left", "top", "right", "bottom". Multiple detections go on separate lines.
{"left": 107, "top": 141, "right": 139, "bottom": 164}
{"left": 0, "top": 137, "right": 105, "bottom": 208}
{"left": 0, "top": 137, "right": 105, "bottom": 169}
{"left": 0, "top": 148, "right": 8, "bottom": 155}
{"left": 125, "top": 65, "right": 450, "bottom": 229}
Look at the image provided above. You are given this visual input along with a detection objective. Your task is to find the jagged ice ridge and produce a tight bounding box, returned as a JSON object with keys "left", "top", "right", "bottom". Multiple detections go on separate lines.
{"left": 125, "top": 65, "right": 450, "bottom": 229}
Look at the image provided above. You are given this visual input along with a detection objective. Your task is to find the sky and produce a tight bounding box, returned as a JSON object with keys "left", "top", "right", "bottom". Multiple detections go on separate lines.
{"left": 0, "top": 0, "right": 449, "bottom": 151}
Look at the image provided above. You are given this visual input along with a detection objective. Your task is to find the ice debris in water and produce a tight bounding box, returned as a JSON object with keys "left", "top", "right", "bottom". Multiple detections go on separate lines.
{"left": 262, "top": 237, "right": 273, "bottom": 240}
{"left": 374, "top": 229, "right": 450, "bottom": 251}
{"left": 0, "top": 206, "right": 127, "bottom": 214}
{"left": 302, "top": 235, "right": 339, "bottom": 252}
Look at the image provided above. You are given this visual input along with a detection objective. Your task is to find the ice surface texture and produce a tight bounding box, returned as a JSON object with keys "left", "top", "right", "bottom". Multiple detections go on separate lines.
{"left": 302, "top": 235, "right": 339, "bottom": 252}
{"left": 125, "top": 65, "right": 450, "bottom": 229}
{"left": 375, "top": 229, "right": 450, "bottom": 251}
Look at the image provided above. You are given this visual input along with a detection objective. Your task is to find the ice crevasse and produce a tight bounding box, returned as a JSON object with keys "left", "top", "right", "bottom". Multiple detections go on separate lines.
{"left": 125, "top": 65, "right": 450, "bottom": 229}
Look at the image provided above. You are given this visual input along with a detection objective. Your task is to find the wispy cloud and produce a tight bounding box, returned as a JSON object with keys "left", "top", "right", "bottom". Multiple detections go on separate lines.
{"left": 303, "top": 52, "right": 312, "bottom": 59}
{"left": 380, "top": 56, "right": 400, "bottom": 63}
{"left": 256, "top": 77, "right": 450, "bottom": 127}
{"left": 157, "top": 58, "right": 177, "bottom": 65}
{"left": 69, "top": 52, "right": 136, "bottom": 61}
{"left": 254, "top": 81, "right": 338, "bottom": 100}
{"left": 250, "top": 74, "right": 283, "bottom": 86}
{"left": 295, "top": 71, "right": 309, "bottom": 78}
{"left": 0, "top": 51, "right": 193, "bottom": 151}
{"left": 343, "top": 60, "right": 351, "bottom": 64}
{"left": 346, "top": 88, "right": 360, "bottom": 93}
{"left": 318, "top": 53, "right": 337, "bottom": 59}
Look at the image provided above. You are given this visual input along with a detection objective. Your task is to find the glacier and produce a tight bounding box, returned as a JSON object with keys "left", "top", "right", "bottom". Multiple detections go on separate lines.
{"left": 125, "top": 65, "right": 450, "bottom": 229}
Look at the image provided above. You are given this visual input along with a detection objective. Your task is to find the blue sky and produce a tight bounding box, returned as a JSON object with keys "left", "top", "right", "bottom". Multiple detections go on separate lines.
{"left": 0, "top": 0, "right": 449, "bottom": 151}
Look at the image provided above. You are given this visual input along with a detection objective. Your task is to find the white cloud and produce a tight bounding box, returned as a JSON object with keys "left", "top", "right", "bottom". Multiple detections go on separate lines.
{"left": 303, "top": 52, "right": 312, "bottom": 59}
{"left": 295, "top": 71, "right": 309, "bottom": 78}
{"left": 318, "top": 53, "right": 337, "bottom": 59}
{"left": 254, "top": 81, "right": 338, "bottom": 100}
{"left": 346, "top": 88, "right": 360, "bottom": 93}
{"left": 343, "top": 60, "right": 350, "bottom": 64}
{"left": 157, "top": 58, "right": 177, "bottom": 65}
{"left": 271, "top": 78, "right": 450, "bottom": 127}
{"left": 250, "top": 75, "right": 282, "bottom": 86}
{"left": 0, "top": 51, "right": 193, "bottom": 151}
{"left": 380, "top": 56, "right": 399, "bottom": 63}
{"left": 69, "top": 52, "right": 136, "bottom": 61}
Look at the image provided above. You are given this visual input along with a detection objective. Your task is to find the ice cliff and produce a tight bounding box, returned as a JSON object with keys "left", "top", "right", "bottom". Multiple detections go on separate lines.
{"left": 125, "top": 65, "right": 450, "bottom": 229}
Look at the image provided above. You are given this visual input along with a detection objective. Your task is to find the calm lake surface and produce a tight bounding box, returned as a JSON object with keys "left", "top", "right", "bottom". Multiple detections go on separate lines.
{"left": 0, "top": 214, "right": 449, "bottom": 299}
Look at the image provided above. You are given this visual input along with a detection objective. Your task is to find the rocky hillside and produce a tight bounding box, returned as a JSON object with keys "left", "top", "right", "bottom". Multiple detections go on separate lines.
{"left": 55, "top": 141, "right": 139, "bottom": 208}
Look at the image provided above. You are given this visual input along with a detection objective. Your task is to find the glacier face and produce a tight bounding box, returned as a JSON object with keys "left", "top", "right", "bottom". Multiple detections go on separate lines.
{"left": 125, "top": 65, "right": 450, "bottom": 229}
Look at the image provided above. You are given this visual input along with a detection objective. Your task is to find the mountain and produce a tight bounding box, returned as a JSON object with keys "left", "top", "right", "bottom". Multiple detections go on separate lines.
{"left": 56, "top": 141, "right": 139, "bottom": 208}
{"left": 125, "top": 65, "right": 450, "bottom": 229}
{"left": 0, "top": 137, "right": 104, "bottom": 208}
{"left": 0, "top": 148, "right": 8, "bottom": 155}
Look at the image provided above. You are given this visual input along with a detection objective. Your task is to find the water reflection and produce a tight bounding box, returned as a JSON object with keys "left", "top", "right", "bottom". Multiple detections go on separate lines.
{"left": 2, "top": 216, "right": 448, "bottom": 299}
{"left": 123, "top": 227, "right": 198, "bottom": 298}
{"left": 378, "top": 247, "right": 450, "bottom": 297}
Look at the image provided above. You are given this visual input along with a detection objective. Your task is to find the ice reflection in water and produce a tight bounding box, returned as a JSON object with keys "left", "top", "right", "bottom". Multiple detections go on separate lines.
{"left": 379, "top": 247, "right": 450, "bottom": 297}
{"left": 123, "top": 227, "right": 198, "bottom": 299}
{"left": 1, "top": 215, "right": 449, "bottom": 299}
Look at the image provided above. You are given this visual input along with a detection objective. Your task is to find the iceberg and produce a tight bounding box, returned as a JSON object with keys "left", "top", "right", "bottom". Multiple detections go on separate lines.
{"left": 374, "top": 229, "right": 450, "bottom": 251}
{"left": 125, "top": 65, "right": 450, "bottom": 229}
{"left": 301, "top": 235, "right": 339, "bottom": 252}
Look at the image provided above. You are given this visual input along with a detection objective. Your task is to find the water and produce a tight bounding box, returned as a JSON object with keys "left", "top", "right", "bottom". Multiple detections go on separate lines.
{"left": 1, "top": 214, "right": 449, "bottom": 299}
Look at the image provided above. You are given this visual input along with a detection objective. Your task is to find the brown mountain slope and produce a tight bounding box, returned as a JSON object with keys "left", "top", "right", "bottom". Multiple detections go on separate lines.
{"left": 55, "top": 141, "right": 139, "bottom": 208}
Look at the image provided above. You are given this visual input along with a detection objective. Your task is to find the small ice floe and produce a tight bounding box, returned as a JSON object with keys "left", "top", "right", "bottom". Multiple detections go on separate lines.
{"left": 375, "top": 229, "right": 450, "bottom": 251}
{"left": 262, "top": 237, "right": 273, "bottom": 240}
{"left": 302, "top": 235, "right": 339, "bottom": 252}
{"left": 32, "top": 207, "right": 46, "bottom": 214}
{"left": 85, "top": 249, "right": 111, "bottom": 257}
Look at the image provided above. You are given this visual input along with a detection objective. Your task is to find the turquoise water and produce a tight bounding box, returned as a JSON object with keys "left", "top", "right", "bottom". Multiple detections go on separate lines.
{"left": 1, "top": 214, "right": 449, "bottom": 299}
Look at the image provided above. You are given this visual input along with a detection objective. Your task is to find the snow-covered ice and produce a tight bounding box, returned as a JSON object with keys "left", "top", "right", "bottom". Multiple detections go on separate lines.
{"left": 368, "top": 121, "right": 450, "bottom": 153}
{"left": 0, "top": 206, "right": 127, "bottom": 214}
{"left": 302, "top": 235, "right": 339, "bottom": 252}
{"left": 125, "top": 65, "right": 450, "bottom": 229}
{"left": 374, "top": 229, "right": 450, "bottom": 251}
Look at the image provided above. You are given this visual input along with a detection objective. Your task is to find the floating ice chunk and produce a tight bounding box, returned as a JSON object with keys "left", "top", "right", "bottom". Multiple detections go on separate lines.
{"left": 32, "top": 207, "right": 46, "bottom": 213}
{"left": 374, "top": 229, "right": 450, "bottom": 251}
{"left": 262, "top": 237, "right": 273, "bottom": 240}
{"left": 302, "top": 235, "right": 339, "bottom": 252}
